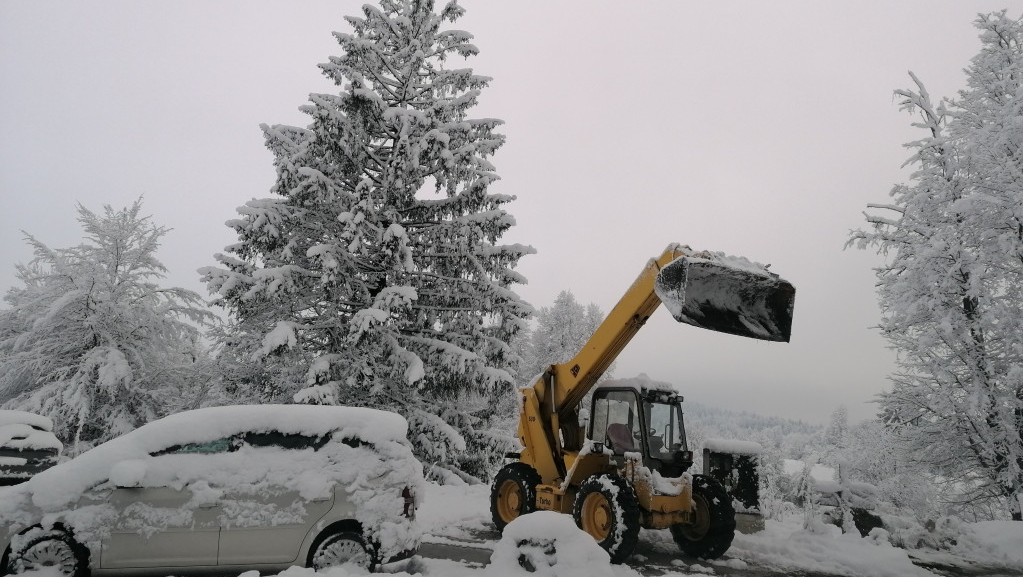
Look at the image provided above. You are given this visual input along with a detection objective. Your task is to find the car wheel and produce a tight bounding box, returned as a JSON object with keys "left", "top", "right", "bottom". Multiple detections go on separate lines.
{"left": 7, "top": 530, "right": 88, "bottom": 577}
{"left": 309, "top": 530, "right": 375, "bottom": 572}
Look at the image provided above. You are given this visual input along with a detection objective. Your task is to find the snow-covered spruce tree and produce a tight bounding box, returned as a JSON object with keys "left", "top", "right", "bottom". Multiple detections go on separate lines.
{"left": 517, "top": 290, "right": 608, "bottom": 380}
{"left": 849, "top": 12, "right": 1023, "bottom": 520}
{"left": 0, "top": 199, "right": 214, "bottom": 453}
{"left": 201, "top": 0, "right": 532, "bottom": 481}
{"left": 823, "top": 404, "right": 848, "bottom": 452}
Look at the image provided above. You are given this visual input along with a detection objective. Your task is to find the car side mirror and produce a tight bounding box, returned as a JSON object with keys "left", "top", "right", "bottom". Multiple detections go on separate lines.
{"left": 110, "top": 459, "right": 148, "bottom": 488}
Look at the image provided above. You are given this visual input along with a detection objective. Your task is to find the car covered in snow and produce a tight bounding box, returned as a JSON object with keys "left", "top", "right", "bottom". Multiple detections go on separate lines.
{"left": 0, "top": 411, "right": 62, "bottom": 486}
{"left": 0, "top": 405, "right": 423, "bottom": 575}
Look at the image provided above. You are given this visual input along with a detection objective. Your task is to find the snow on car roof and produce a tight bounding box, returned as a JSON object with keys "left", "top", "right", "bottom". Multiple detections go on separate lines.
{"left": 2, "top": 404, "right": 409, "bottom": 511}
{"left": 0, "top": 424, "right": 63, "bottom": 452}
{"left": 0, "top": 410, "right": 54, "bottom": 431}
{"left": 127, "top": 404, "right": 409, "bottom": 449}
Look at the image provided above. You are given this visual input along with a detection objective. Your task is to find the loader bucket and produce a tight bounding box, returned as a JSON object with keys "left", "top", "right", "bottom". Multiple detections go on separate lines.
{"left": 654, "top": 252, "right": 795, "bottom": 342}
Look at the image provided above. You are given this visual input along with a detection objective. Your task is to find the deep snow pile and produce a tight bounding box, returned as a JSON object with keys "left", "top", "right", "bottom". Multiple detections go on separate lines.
{"left": 951, "top": 521, "right": 1023, "bottom": 567}
{"left": 8, "top": 479, "right": 1023, "bottom": 577}
{"left": 486, "top": 511, "right": 638, "bottom": 577}
{"left": 413, "top": 482, "right": 1023, "bottom": 577}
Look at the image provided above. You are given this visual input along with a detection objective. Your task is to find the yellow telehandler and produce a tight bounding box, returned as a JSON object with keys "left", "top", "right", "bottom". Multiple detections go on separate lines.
{"left": 490, "top": 243, "right": 795, "bottom": 562}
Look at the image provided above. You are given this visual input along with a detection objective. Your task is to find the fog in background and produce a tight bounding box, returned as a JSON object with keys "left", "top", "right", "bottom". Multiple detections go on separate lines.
{"left": 3, "top": 1, "right": 1018, "bottom": 423}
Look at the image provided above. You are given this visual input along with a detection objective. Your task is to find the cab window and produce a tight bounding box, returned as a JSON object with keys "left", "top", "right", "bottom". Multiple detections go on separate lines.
{"left": 590, "top": 390, "right": 641, "bottom": 454}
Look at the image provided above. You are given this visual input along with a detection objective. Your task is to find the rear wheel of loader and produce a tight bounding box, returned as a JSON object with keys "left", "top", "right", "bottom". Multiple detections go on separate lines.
{"left": 671, "top": 474, "right": 736, "bottom": 559}
{"left": 491, "top": 462, "right": 541, "bottom": 531}
{"left": 572, "top": 473, "right": 640, "bottom": 564}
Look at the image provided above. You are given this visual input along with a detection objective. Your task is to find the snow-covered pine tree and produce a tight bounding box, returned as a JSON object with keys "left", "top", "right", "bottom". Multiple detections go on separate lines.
{"left": 850, "top": 11, "right": 1023, "bottom": 520}
{"left": 519, "top": 290, "right": 607, "bottom": 380}
{"left": 823, "top": 404, "right": 848, "bottom": 452}
{"left": 201, "top": 0, "right": 532, "bottom": 481}
{"left": 0, "top": 199, "right": 214, "bottom": 453}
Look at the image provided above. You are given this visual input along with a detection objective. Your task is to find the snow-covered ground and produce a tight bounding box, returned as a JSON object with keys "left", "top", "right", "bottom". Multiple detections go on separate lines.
{"left": 15, "top": 481, "right": 1023, "bottom": 577}
{"left": 231, "top": 481, "right": 1022, "bottom": 577}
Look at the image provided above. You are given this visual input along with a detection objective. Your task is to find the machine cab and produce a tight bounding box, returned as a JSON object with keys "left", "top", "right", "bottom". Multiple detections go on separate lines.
{"left": 588, "top": 384, "right": 694, "bottom": 477}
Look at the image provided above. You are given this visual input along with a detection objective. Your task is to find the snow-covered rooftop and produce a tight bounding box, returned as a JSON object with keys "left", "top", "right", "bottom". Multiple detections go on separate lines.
{"left": 704, "top": 438, "right": 763, "bottom": 455}
{"left": 0, "top": 410, "right": 54, "bottom": 431}
{"left": 597, "top": 374, "right": 678, "bottom": 394}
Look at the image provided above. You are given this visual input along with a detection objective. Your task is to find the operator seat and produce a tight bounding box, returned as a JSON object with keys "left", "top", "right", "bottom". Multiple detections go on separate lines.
{"left": 606, "top": 423, "right": 635, "bottom": 453}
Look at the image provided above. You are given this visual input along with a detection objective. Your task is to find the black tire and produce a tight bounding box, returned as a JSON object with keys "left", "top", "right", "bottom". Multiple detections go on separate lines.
{"left": 6, "top": 530, "right": 89, "bottom": 577}
{"left": 671, "top": 474, "right": 736, "bottom": 559}
{"left": 491, "top": 462, "right": 541, "bottom": 531}
{"left": 572, "top": 473, "right": 640, "bottom": 564}
{"left": 307, "top": 530, "right": 376, "bottom": 572}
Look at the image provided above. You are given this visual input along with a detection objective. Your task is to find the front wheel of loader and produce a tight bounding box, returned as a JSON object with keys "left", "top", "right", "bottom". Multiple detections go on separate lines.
{"left": 671, "top": 474, "right": 736, "bottom": 560}
{"left": 491, "top": 462, "right": 541, "bottom": 531}
{"left": 572, "top": 473, "right": 640, "bottom": 564}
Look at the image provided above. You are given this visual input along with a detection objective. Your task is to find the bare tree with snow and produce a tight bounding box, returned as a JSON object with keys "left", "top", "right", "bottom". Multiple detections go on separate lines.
{"left": 0, "top": 199, "right": 214, "bottom": 453}
{"left": 201, "top": 0, "right": 532, "bottom": 480}
{"left": 850, "top": 11, "right": 1023, "bottom": 520}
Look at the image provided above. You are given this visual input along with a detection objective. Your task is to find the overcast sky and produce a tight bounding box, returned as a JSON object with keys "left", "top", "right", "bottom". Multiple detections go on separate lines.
{"left": 2, "top": 1, "right": 1019, "bottom": 424}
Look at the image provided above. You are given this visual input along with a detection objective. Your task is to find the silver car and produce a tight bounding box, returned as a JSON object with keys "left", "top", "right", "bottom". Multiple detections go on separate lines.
{"left": 0, "top": 405, "right": 422, "bottom": 576}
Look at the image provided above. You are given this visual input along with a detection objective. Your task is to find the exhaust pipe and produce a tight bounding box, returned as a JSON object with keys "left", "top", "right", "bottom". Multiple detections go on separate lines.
{"left": 654, "top": 252, "right": 795, "bottom": 342}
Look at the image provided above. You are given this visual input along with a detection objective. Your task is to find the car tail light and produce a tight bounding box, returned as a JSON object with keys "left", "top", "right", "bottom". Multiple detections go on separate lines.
{"left": 401, "top": 486, "right": 416, "bottom": 519}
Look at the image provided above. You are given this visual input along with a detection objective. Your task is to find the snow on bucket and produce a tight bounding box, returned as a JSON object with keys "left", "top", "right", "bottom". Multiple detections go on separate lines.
{"left": 654, "top": 251, "right": 794, "bottom": 342}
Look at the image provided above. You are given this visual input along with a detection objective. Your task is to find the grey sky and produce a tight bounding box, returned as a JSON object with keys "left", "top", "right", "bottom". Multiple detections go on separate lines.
{"left": 2, "top": 1, "right": 1018, "bottom": 424}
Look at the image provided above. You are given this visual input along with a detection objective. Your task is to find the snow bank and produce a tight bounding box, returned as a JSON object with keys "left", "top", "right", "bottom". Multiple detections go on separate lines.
{"left": 953, "top": 521, "right": 1023, "bottom": 566}
{"left": 731, "top": 515, "right": 935, "bottom": 577}
{"left": 487, "top": 511, "right": 640, "bottom": 577}
{"left": 416, "top": 482, "right": 492, "bottom": 540}
{"left": 783, "top": 459, "right": 836, "bottom": 484}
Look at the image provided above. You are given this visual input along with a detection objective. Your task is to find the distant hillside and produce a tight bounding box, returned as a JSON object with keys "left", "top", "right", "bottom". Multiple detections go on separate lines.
{"left": 682, "top": 400, "right": 824, "bottom": 461}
